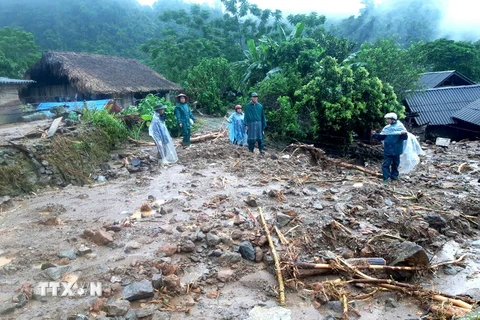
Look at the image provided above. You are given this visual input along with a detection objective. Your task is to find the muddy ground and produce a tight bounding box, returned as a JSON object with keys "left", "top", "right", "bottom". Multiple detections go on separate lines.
{"left": 0, "top": 117, "right": 479, "bottom": 320}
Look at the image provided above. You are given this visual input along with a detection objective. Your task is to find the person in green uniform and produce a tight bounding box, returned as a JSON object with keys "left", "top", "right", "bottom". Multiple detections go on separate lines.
{"left": 174, "top": 93, "right": 196, "bottom": 148}
{"left": 243, "top": 92, "right": 266, "bottom": 154}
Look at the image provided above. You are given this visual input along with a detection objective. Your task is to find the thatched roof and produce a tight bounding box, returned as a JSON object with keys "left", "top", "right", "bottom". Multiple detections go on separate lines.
{"left": 26, "top": 51, "right": 182, "bottom": 94}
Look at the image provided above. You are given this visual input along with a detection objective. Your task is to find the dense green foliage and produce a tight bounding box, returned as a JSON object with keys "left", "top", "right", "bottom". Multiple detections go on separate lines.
{"left": 2, "top": 0, "right": 480, "bottom": 144}
{"left": 0, "top": 27, "right": 41, "bottom": 78}
{"left": 184, "top": 58, "right": 236, "bottom": 116}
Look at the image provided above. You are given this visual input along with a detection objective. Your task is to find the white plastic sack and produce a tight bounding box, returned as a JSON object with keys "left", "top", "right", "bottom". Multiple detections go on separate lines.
{"left": 399, "top": 133, "right": 425, "bottom": 174}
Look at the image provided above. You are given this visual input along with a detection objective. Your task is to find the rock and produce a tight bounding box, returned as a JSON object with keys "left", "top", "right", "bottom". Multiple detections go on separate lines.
{"left": 43, "top": 265, "right": 71, "bottom": 281}
{"left": 231, "top": 230, "right": 243, "bottom": 240}
{"left": 125, "top": 241, "right": 141, "bottom": 250}
{"left": 103, "top": 299, "right": 130, "bottom": 316}
{"left": 77, "top": 245, "right": 92, "bottom": 256}
{"left": 163, "top": 274, "right": 181, "bottom": 293}
{"left": 246, "top": 306, "right": 292, "bottom": 320}
{"left": 220, "top": 234, "right": 234, "bottom": 246}
{"left": 157, "top": 244, "right": 178, "bottom": 257}
{"left": 41, "top": 262, "right": 57, "bottom": 270}
{"left": 67, "top": 314, "right": 89, "bottom": 320}
{"left": 238, "top": 241, "right": 255, "bottom": 261}
{"left": 91, "top": 230, "right": 113, "bottom": 245}
{"left": 255, "top": 247, "right": 263, "bottom": 263}
{"left": 245, "top": 196, "right": 258, "bottom": 207}
{"left": 135, "top": 304, "right": 157, "bottom": 318}
{"left": 151, "top": 310, "right": 171, "bottom": 320}
{"left": 257, "top": 235, "right": 268, "bottom": 247}
{"left": 152, "top": 273, "right": 163, "bottom": 289}
{"left": 0, "top": 196, "right": 13, "bottom": 210}
{"left": 217, "top": 269, "right": 234, "bottom": 282}
{"left": 443, "top": 265, "right": 464, "bottom": 275}
{"left": 218, "top": 251, "right": 242, "bottom": 264}
{"left": 460, "top": 288, "right": 480, "bottom": 301}
{"left": 0, "top": 303, "right": 17, "bottom": 315}
{"left": 125, "top": 309, "right": 138, "bottom": 320}
{"left": 123, "top": 280, "right": 154, "bottom": 301}
{"left": 388, "top": 241, "right": 429, "bottom": 267}
{"left": 327, "top": 301, "right": 343, "bottom": 313}
{"left": 91, "top": 298, "right": 107, "bottom": 312}
{"left": 423, "top": 214, "right": 448, "bottom": 230}
{"left": 181, "top": 240, "right": 195, "bottom": 253}
{"left": 276, "top": 213, "right": 293, "bottom": 228}
{"left": 83, "top": 229, "right": 95, "bottom": 238}
{"left": 13, "top": 293, "right": 27, "bottom": 308}
{"left": 58, "top": 249, "right": 78, "bottom": 260}
{"left": 209, "top": 249, "right": 223, "bottom": 257}
{"left": 312, "top": 201, "right": 324, "bottom": 210}
{"left": 471, "top": 240, "right": 480, "bottom": 247}
{"left": 206, "top": 232, "right": 221, "bottom": 246}
{"left": 385, "top": 297, "right": 398, "bottom": 308}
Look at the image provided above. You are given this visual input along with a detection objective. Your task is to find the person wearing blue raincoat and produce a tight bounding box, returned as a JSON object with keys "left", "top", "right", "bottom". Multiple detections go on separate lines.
{"left": 225, "top": 105, "right": 247, "bottom": 146}
{"left": 149, "top": 105, "right": 178, "bottom": 166}
{"left": 371, "top": 112, "right": 408, "bottom": 183}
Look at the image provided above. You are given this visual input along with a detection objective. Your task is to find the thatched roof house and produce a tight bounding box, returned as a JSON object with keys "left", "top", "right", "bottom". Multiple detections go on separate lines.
{"left": 21, "top": 51, "right": 182, "bottom": 108}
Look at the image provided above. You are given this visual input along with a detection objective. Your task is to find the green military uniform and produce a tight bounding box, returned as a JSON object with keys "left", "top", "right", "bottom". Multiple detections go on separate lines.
{"left": 174, "top": 100, "right": 196, "bottom": 146}
{"left": 244, "top": 92, "right": 266, "bottom": 153}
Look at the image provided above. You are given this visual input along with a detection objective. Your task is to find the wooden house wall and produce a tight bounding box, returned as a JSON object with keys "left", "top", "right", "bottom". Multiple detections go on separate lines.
{"left": 0, "top": 85, "right": 23, "bottom": 125}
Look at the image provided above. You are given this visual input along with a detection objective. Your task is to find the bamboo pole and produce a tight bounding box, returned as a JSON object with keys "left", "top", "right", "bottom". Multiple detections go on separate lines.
{"left": 258, "top": 207, "right": 285, "bottom": 305}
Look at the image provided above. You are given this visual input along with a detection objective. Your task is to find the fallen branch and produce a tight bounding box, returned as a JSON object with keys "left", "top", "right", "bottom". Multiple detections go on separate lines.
{"left": 285, "top": 144, "right": 382, "bottom": 177}
{"left": 258, "top": 207, "right": 285, "bottom": 305}
{"left": 274, "top": 226, "right": 289, "bottom": 245}
{"left": 337, "top": 258, "right": 475, "bottom": 311}
{"left": 128, "top": 137, "right": 155, "bottom": 146}
{"left": 190, "top": 131, "right": 225, "bottom": 143}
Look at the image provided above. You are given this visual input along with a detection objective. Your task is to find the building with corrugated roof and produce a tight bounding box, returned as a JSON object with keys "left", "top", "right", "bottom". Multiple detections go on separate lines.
{"left": 0, "top": 77, "right": 36, "bottom": 125}
{"left": 404, "top": 84, "right": 480, "bottom": 141}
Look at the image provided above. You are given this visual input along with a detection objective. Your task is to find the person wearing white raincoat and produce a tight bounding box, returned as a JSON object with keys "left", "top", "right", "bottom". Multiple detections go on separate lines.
{"left": 149, "top": 105, "right": 178, "bottom": 166}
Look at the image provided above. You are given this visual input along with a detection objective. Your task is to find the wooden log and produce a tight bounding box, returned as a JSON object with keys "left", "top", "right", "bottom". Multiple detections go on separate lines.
{"left": 259, "top": 207, "right": 285, "bottom": 305}
{"left": 285, "top": 143, "right": 382, "bottom": 177}
{"left": 190, "top": 132, "right": 224, "bottom": 143}
{"left": 128, "top": 137, "right": 155, "bottom": 146}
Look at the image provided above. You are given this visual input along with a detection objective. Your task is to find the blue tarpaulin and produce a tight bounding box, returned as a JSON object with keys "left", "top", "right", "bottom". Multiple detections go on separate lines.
{"left": 36, "top": 99, "right": 112, "bottom": 117}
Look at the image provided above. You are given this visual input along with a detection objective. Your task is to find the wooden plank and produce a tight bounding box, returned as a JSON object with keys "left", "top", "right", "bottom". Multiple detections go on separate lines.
{"left": 47, "top": 117, "right": 63, "bottom": 137}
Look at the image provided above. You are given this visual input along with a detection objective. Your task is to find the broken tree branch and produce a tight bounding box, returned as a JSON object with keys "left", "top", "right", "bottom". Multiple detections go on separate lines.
{"left": 285, "top": 144, "right": 382, "bottom": 177}
{"left": 190, "top": 131, "right": 225, "bottom": 143}
{"left": 258, "top": 207, "right": 285, "bottom": 305}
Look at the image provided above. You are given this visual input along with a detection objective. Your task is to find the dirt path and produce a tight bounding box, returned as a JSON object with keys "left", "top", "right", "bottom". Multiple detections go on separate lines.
{"left": 0, "top": 119, "right": 479, "bottom": 320}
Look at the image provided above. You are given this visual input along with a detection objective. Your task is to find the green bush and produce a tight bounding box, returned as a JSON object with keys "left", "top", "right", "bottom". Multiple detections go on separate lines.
{"left": 266, "top": 96, "right": 303, "bottom": 139}
{"left": 81, "top": 108, "right": 128, "bottom": 147}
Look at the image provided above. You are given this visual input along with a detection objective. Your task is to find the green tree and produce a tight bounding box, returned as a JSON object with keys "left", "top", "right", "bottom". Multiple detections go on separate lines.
{"left": 0, "top": 27, "right": 41, "bottom": 78}
{"left": 184, "top": 57, "right": 236, "bottom": 115}
{"left": 296, "top": 56, "right": 404, "bottom": 141}
{"left": 413, "top": 39, "right": 480, "bottom": 82}
{"left": 349, "top": 37, "right": 424, "bottom": 101}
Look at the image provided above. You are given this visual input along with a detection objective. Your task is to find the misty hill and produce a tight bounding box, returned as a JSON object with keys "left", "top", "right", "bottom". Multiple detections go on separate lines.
{"left": 0, "top": 0, "right": 199, "bottom": 59}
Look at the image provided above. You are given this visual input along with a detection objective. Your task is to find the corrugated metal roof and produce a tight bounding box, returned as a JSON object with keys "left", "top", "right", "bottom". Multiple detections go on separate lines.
{"left": 405, "top": 84, "right": 480, "bottom": 126}
{"left": 420, "top": 71, "right": 455, "bottom": 88}
{"left": 0, "top": 77, "right": 35, "bottom": 84}
{"left": 452, "top": 99, "right": 480, "bottom": 127}
{"left": 419, "top": 70, "right": 475, "bottom": 88}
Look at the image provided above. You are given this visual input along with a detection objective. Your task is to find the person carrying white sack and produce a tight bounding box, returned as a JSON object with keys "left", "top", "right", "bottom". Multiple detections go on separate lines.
{"left": 149, "top": 104, "right": 178, "bottom": 166}
{"left": 371, "top": 112, "right": 424, "bottom": 183}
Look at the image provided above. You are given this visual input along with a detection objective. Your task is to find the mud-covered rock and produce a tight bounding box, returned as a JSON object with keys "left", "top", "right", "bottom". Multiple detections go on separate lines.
{"left": 123, "top": 280, "right": 154, "bottom": 301}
